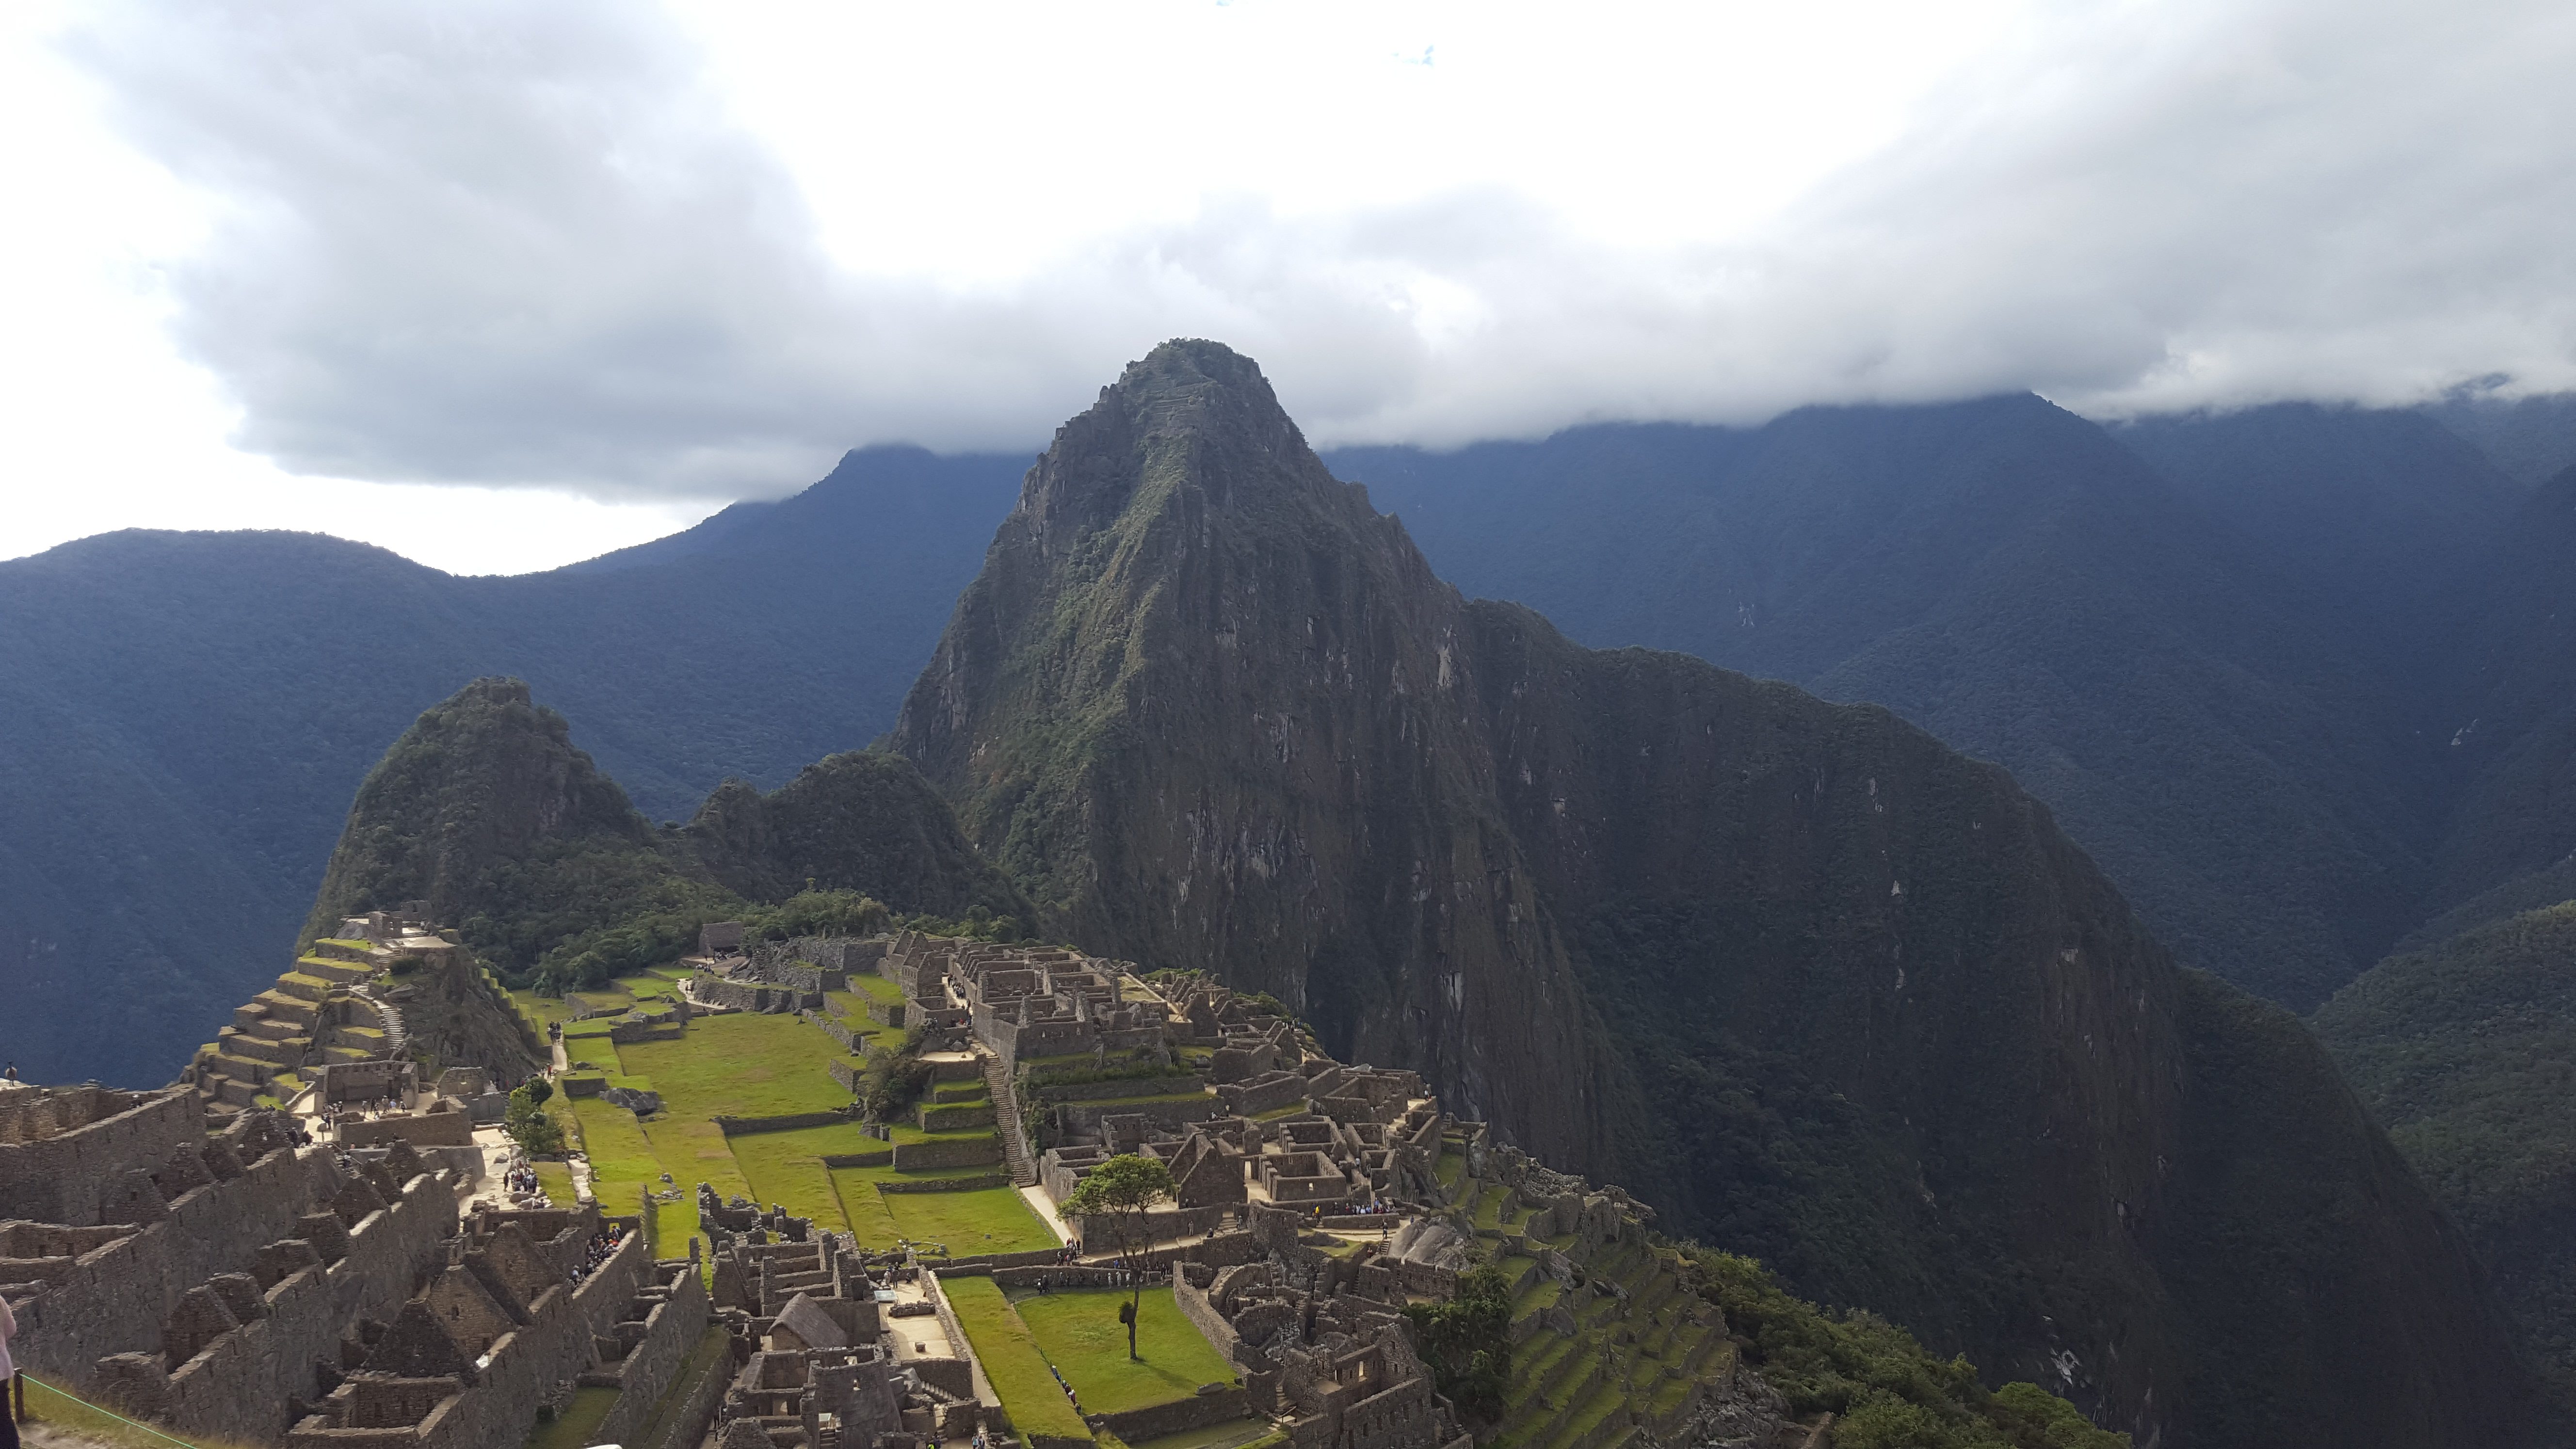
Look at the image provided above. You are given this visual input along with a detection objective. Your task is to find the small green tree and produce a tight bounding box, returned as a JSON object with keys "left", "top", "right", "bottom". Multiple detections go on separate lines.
{"left": 1060, "top": 1153, "right": 1176, "bottom": 1360}
{"left": 504, "top": 1082, "right": 564, "bottom": 1156}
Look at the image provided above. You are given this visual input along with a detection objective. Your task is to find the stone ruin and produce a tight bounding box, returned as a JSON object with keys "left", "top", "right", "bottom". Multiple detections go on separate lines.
{"left": 694, "top": 1186, "right": 980, "bottom": 1449}
{"left": 280, "top": 1202, "right": 707, "bottom": 1449}
{"left": 1, "top": 1038, "right": 710, "bottom": 1447}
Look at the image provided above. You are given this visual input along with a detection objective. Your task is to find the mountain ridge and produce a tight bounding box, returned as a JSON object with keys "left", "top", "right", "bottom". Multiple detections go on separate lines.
{"left": 888, "top": 338, "right": 2538, "bottom": 1447}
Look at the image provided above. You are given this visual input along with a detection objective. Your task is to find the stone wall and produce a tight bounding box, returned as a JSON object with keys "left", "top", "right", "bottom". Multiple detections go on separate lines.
{"left": 1065, "top": 1205, "right": 1227, "bottom": 1249}
{"left": 12, "top": 1141, "right": 350, "bottom": 1377}
{"left": 1033, "top": 1075, "right": 1206, "bottom": 1105}
{"left": 338, "top": 1112, "right": 475, "bottom": 1149}
{"left": 95, "top": 1168, "right": 461, "bottom": 1442}
{"left": 1100, "top": 1385, "right": 1255, "bottom": 1443}
{"left": 1216, "top": 1072, "right": 1311, "bottom": 1118}
{"left": 717, "top": 1112, "right": 852, "bottom": 1137}
{"left": 1053, "top": 1095, "right": 1221, "bottom": 1135}
{"left": 889, "top": 1135, "right": 1001, "bottom": 1171}
{"left": 0, "top": 1088, "right": 202, "bottom": 1225}
{"left": 1173, "top": 1275, "right": 1253, "bottom": 1368}
{"left": 594, "top": 1264, "right": 711, "bottom": 1449}
{"left": 380, "top": 1229, "right": 654, "bottom": 1449}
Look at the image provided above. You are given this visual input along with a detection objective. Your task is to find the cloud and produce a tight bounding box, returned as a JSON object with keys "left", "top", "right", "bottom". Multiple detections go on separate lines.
{"left": 54, "top": 0, "right": 2576, "bottom": 500}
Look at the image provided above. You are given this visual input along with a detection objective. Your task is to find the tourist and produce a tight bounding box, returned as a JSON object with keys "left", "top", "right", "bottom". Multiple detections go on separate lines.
{"left": 0, "top": 1285, "right": 18, "bottom": 1449}
{"left": 2, "top": 1063, "right": 17, "bottom": 1084}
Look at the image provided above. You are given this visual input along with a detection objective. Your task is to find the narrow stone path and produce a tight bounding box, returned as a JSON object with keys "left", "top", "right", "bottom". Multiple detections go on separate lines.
{"left": 981, "top": 1051, "right": 1039, "bottom": 1186}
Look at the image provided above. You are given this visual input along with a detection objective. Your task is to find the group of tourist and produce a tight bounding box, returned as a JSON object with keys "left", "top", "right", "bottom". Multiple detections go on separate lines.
{"left": 571, "top": 1224, "right": 628, "bottom": 1284}
{"left": 501, "top": 1160, "right": 546, "bottom": 1198}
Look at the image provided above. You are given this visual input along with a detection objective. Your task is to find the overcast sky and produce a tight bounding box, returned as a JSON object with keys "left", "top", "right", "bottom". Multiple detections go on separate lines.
{"left": 4, "top": 0, "right": 2573, "bottom": 574}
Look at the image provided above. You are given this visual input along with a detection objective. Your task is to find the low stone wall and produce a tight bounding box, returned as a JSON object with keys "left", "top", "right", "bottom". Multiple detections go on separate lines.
{"left": 918, "top": 1102, "right": 997, "bottom": 1133}
{"left": 607, "top": 1021, "right": 684, "bottom": 1045}
{"left": 821, "top": 1149, "right": 894, "bottom": 1169}
{"left": 1051, "top": 1095, "right": 1219, "bottom": 1135}
{"left": 1098, "top": 1386, "right": 1254, "bottom": 1443}
{"left": 561, "top": 1074, "right": 606, "bottom": 1097}
{"left": 338, "top": 1112, "right": 475, "bottom": 1149}
{"left": 1032, "top": 1075, "right": 1205, "bottom": 1105}
{"left": 594, "top": 1265, "right": 711, "bottom": 1448}
{"left": 829, "top": 1058, "right": 866, "bottom": 1092}
{"left": 876, "top": 1174, "right": 1007, "bottom": 1194}
{"left": 890, "top": 1135, "right": 1000, "bottom": 1171}
{"left": 807, "top": 1012, "right": 865, "bottom": 1051}
{"left": 1065, "top": 1204, "right": 1226, "bottom": 1249}
{"left": 988, "top": 1264, "right": 1153, "bottom": 1290}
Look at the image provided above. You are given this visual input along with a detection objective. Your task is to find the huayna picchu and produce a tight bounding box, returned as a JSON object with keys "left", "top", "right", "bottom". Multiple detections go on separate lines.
{"left": 0, "top": 342, "right": 2545, "bottom": 1449}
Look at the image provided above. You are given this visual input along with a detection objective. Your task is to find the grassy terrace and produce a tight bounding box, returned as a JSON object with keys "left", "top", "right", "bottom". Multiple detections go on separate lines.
{"left": 843, "top": 971, "right": 908, "bottom": 1008}
{"left": 1013, "top": 1287, "right": 1240, "bottom": 1414}
{"left": 945, "top": 1275, "right": 1094, "bottom": 1441}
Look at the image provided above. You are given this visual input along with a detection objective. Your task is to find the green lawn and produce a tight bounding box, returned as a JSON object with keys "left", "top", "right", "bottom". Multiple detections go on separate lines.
{"left": 571, "top": 1096, "right": 666, "bottom": 1193}
{"left": 614, "top": 1012, "right": 856, "bottom": 1118}
{"left": 944, "top": 1275, "right": 1094, "bottom": 1440}
{"left": 531, "top": 1160, "right": 576, "bottom": 1207}
{"left": 846, "top": 971, "right": 909, "bottom": 1007}
{"left": 1013, "top": 1287, "right": 1239, "bottom": 1414}
{"left": 882, "top": 1184, "right": 1058, "bottom": 1256}
{"left": 826, "top": 1161, "right": 998, "bottom": 1248}
{"left": 727, "top": 1122, "right": 884, "bottom": 1231}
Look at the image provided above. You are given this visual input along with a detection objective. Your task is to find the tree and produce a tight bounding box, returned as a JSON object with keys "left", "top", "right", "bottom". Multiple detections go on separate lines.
{"left": 1060, "top": 1153, "right": 1176, "bottom": 1360}
{"left": 1403, "top": 1262, "right": 1511, "bottom": 1420}
{"left": 504, "top": 1081, "right": 564, "bottom": 1156}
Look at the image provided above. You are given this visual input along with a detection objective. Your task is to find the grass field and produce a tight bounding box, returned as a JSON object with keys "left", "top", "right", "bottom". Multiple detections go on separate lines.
{"left": 847, "top": 971, "right": 909, "bottom": 1007}
{"left": 572, "top": 1096, "right": 665, "bottom": 1193}
{"left": 1013, "top": 1287, "right": 1239, "bottom": 1414}
{"left": 728, "top": 1122, "right": 878, "bottom": 1230}
{"left": 883, "top": 1184, "right": 1057, "bottom": 1255}
{"left": 945, "top": 1275, "right": 1095, "bottom": 1440}
{"left": 532, "top": 1159, "right": 576, "bottom": 1206}
{"left": 615, "top": 1012, "right": 855, "bottom": 1118}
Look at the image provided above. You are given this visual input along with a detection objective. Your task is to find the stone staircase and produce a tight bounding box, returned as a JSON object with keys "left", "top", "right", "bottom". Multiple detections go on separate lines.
{"left": 981, "top": 1053, "right": 1038, "bottom": 1187}
{"left": 191, "top": 950, "right": 405, "bottom": 1118}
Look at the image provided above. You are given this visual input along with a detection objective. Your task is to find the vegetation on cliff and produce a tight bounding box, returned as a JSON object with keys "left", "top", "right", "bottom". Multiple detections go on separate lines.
{"left": 2316, "top": 901, "right": 2576, "bottom": 1401}
{"left": 885, "top": 338, "right": 2540, "bottom": 1447}
{"left": 302, "top": 676, "right": 1013, "bottom": 994}
{"left": 1683, "top": 1249, "right": 2124, "bottom": 1449}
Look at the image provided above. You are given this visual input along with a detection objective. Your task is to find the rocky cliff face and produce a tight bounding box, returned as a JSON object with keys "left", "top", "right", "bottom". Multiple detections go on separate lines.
{"left": 892, "top": 340, "right": 2537, "bottom": 1447}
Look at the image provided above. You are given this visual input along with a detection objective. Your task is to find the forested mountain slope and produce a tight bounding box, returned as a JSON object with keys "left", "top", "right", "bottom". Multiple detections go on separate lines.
{"left": 2317, "top": 902, "right": 2576, "bottom": 1402}
{"left": 1325, "top": 402, "right": 2452, "bottom": 1010}
{"left": 891, "top": 339, "right": 2537, "bottom": 1449}
{"left": 305, "top": 676, "right": 1020, "bottom": 988}
{"left": 0, "top": 448, "right": 1022, "bottom": 1084}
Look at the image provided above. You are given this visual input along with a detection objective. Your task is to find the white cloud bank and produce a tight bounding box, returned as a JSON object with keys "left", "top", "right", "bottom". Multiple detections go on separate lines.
{"left": 14, "top": 0, "right": 2576, "bottom": 542}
